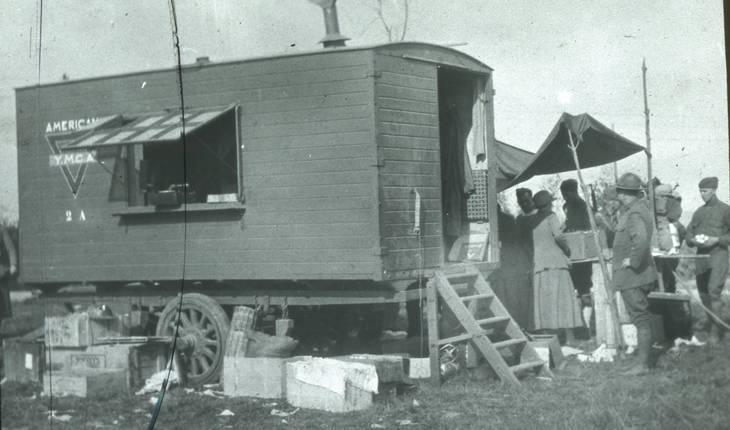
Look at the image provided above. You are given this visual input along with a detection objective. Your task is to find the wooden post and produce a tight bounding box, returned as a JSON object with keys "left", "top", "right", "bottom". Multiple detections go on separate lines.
{"left": 426, "top": 279, "right": 441, "bottom": 384}
{"left": 566, "top": 130, "right": 624, "bottom": 348}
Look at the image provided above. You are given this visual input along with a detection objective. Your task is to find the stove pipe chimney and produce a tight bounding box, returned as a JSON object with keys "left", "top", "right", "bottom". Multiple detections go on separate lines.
{"left": 309, "top": 0, "right": 349, "bottom": 48}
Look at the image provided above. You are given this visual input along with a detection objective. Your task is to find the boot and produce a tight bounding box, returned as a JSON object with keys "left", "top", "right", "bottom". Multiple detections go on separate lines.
{"left": 708, "top": 301, "right": 726, "bottom": 345}
{"left": 623, "top": 326, "right": 652, "bottom": 375}
{"left": 699, "top": 293, "right": 712, "bottom": 332}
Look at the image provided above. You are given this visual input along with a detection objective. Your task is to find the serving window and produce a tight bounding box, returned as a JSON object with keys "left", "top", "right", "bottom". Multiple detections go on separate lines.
{"left": 64, "top": 105, "right": 243, "bottom": 209}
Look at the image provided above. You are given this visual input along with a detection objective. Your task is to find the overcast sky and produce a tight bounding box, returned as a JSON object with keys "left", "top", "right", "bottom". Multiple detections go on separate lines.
{"left": 1, "top": 0, "right": 727, "bottom": 223}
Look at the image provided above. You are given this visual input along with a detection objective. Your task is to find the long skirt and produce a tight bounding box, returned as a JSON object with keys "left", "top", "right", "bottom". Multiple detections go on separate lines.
{"left": 533, "top": 268, "right": 583, "bottom": 330}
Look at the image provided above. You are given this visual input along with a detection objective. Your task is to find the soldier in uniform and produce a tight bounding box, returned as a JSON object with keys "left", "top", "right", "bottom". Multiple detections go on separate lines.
{"left": 685, "top": 176, "right": 730, "bottom": 344}
{"left": 612, "top": 173, "right": 658, "bottom": 375}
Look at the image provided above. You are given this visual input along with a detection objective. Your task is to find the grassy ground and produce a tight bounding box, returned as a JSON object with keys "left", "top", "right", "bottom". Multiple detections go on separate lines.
{"left": 2, "top": 277, "right": 730, "bottom": 429}
{"left": 2, "top": 340, "right": 730, "bottom": 429}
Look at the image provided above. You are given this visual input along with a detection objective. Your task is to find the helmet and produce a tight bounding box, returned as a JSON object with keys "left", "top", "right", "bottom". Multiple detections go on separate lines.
{"left": 616, "top": 172, "right": 644, "bottom": 191}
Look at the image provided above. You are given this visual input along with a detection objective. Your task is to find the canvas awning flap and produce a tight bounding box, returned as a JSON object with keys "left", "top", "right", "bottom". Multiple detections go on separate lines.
{"left": 495, "top": 140, "right": 534, "bottom": 191}
{"left": 508, "top": 112, "right": 645, "bottom": 187}
{"left": 62, "top": 106, "right": 234, "bottom": 151}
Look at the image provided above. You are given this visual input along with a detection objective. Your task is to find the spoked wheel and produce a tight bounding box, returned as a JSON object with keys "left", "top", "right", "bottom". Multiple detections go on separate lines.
{"left": 156, "top": 293, "right": 230, "bottom": 386}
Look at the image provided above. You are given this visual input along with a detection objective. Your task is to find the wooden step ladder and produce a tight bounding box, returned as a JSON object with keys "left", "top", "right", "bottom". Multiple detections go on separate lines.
{"left": 426, "top": 264, "right": 552, "bottom": 386}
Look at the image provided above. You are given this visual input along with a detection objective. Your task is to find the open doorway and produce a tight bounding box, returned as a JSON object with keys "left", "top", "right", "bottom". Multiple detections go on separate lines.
{"left": 437, "top": 69, "right": 488, "bottom": 260}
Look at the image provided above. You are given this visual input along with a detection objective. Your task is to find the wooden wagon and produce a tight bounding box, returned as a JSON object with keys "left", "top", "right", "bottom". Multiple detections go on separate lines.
{"left": 15, "top": 42, "right": 505, "bottom": 384}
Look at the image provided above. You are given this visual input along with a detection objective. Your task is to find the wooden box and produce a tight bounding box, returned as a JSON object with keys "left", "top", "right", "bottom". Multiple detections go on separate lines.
{"left": 2, "top": 335, "right": 45, "bottom": 383}
{"left": 128, "top": 342, "right": 170, "bottom": 391}
{"left": 45, "top": 314, "right": 90, "bottom": 347}
{"left": 565, "top": 231, "right": 606, "bottom": 261}
{"left": 43, "top": 368, "right": 127, "bottom": 398}
{"left": 223, "top": 357, "right": 291, "bottom": 398}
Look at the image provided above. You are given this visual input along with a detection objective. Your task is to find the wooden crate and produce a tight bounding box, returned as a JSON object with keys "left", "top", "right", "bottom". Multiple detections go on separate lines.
{"left": 223, "top": 357, "right": 290, "bottom": 398}
{"left": 45, "top": 314, "right": 90, "bottom": 347}
{"left": 128, "top": 342, "right": 170, "bottom": 391}
{"left": 43, "top": 368, "right": 127, "bottom": 398}
{"left": 2, "top": 335, "right": 45, "bottom": 383}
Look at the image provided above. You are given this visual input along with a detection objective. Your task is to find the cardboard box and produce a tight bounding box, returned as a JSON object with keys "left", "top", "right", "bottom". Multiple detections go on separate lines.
{"left": 528, "top": 334, "right": 564, "bottom": 369}
{"left": 406, "top": 357, "right": 431, "bottom": 379}
{"left": 43, "top": 368, "right": 127, "bottom": 398}
{"left": 286, "top": 359, "right": 374, "bottom": 413}
{"left": 223, "top": 356, "right": 292, "bottom": 398}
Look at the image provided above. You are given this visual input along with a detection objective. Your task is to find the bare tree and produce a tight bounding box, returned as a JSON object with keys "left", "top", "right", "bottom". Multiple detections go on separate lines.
{"left": 372, "top": 0, "right": 409, "bottom": 41}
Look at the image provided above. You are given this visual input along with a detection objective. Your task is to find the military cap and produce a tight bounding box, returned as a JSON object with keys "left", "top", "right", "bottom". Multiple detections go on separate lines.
{"left": 698, "top": 177, "right": 718, "bottom": 189}
{"left": 533, "top": 190, "right": 554, "bottom": 208}
{"left": 616, "top": 172, "right": 643, "bottom": 191}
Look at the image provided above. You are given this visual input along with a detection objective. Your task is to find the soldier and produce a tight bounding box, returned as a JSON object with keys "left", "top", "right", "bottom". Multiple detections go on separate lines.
{"left": 612, "top": 173, "right": 658, "bottom": 375}
{"left": 685, "top": 176, "right": 730, "bottom": 344}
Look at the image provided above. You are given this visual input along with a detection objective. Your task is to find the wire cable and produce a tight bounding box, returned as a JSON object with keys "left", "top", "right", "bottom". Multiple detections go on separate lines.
{"left": 147, "top": 1, "right": 189, "bottom": 428}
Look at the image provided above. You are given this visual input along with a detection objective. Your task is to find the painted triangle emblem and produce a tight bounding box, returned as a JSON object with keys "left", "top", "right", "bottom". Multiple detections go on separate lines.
{"left": 46, "top": 132, "right": 95, "bottom": 198}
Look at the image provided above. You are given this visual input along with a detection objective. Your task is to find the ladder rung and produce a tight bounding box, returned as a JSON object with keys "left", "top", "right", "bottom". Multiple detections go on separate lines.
{"left": 476, "top": 316, "right": 510, "bottom": 326}
{"left": 437, "top": 332, "right": 479, "bottom": 345}
{"left": 461, "top": 293, "right": 493, "bottom": 302}
{"left": 445, "top": 272, "right": 478, "bottom": 284}
{"left": 509, "top": 360, "right": 545, "bottom": 374}
{"left": 492, "top": 338, "right": 526, "bottom": 349}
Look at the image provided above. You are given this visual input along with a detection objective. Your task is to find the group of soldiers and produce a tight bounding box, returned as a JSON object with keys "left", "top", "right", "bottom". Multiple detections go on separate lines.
{"left": 514, "top": 172, "right": 730, "bottom": 375}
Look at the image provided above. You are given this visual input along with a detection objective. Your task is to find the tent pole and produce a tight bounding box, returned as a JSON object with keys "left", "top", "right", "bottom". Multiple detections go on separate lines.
{"left": 642, "top": 59, "right": 657, "bottom": 231}
{"left": 566, "top": 131, "right": 624, "bottom": 348}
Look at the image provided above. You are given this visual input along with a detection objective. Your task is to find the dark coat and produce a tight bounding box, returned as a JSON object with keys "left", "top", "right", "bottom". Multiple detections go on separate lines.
{"left": 612, "top": 199, "right": 657, "bottom": 291}
{"left": 685, "top": 195, "right": 730, "bottom": 291}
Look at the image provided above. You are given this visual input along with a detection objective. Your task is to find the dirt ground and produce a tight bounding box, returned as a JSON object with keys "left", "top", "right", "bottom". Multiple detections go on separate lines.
{"left": 2, "top": 280, "right": 730, "bottom": 429}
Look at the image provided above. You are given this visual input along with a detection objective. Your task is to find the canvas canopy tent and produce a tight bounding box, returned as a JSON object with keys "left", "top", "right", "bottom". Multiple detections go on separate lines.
{"left": 507, "top": 112, "right": 645, "bottom": 187}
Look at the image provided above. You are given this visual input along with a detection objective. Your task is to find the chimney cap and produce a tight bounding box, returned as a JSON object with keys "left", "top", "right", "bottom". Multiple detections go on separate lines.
{"left": 195, "top": 56, "right": 211, "bottom": 65}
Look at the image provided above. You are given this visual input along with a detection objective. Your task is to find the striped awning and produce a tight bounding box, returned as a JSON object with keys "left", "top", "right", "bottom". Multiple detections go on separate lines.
{"left": 62, "top": 105, "right": 235, "bottom": 150}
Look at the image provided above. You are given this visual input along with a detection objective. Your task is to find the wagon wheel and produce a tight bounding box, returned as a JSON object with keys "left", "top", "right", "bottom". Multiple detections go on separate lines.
{"left": 156, "top": 293, "right": 230, "bottom": 386}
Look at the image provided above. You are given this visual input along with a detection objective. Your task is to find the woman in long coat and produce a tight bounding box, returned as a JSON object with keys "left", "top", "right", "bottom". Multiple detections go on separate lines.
{"left": 530, "top": 191, "right": 583, "bottom": 338}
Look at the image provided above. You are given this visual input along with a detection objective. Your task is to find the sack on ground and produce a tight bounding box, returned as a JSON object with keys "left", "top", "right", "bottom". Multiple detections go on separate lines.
{"left": 244, "top": 328, "right": 298, "bottom": 358}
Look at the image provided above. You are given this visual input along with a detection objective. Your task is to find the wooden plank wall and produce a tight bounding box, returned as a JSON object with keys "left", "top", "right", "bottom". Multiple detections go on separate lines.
{"left": 373, "top": 54, "right": 443, "bottom": 277}
{"left": 15, "top": 50, "right": 382, "bottom": 284}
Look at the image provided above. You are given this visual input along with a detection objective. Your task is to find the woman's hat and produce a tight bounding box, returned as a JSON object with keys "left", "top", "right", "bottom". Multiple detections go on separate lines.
{"left": 533, "top": 190, "right": 554, "bottom": 208}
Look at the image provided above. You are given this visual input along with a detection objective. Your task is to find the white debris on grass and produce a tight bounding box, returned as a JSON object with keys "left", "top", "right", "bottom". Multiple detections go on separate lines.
{"left": 149, "top": 396, "right": 158, "bottom": 406}
{"left": 396, "top": 419, "right": 416, "bottom": 426}
{"left": 218, "top": 409, "right": 235, "bottom": 416}
{"left": 135, "top": 370, "right": 178, "bottom": 395}
{"left": 371, "top": 424, "right": 386, "bottom": 429}
{"left": 271, "top": 408, "right": 299, "bottom": 417}
{"left": 575, "top": 344, "right": 617, "bottom": 363}
{"left": 198, "top": 388, "right": 226, "bottom": 398}
{"left": 47, "top": 411, "right": 73, "bottom": 422}
{"left": 670, "top": 335, "right": 706, "bottom": 352}
{"left": 560, "top": 346, "right": 583, "bottom": 357}
{"left": 412, "top": 399, "right": 420, "bottom": 407}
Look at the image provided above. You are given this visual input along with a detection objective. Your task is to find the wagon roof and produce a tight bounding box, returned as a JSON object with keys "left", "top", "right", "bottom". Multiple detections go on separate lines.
{"left": 16, "top": 41, "right": 492, "bottom": 91}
